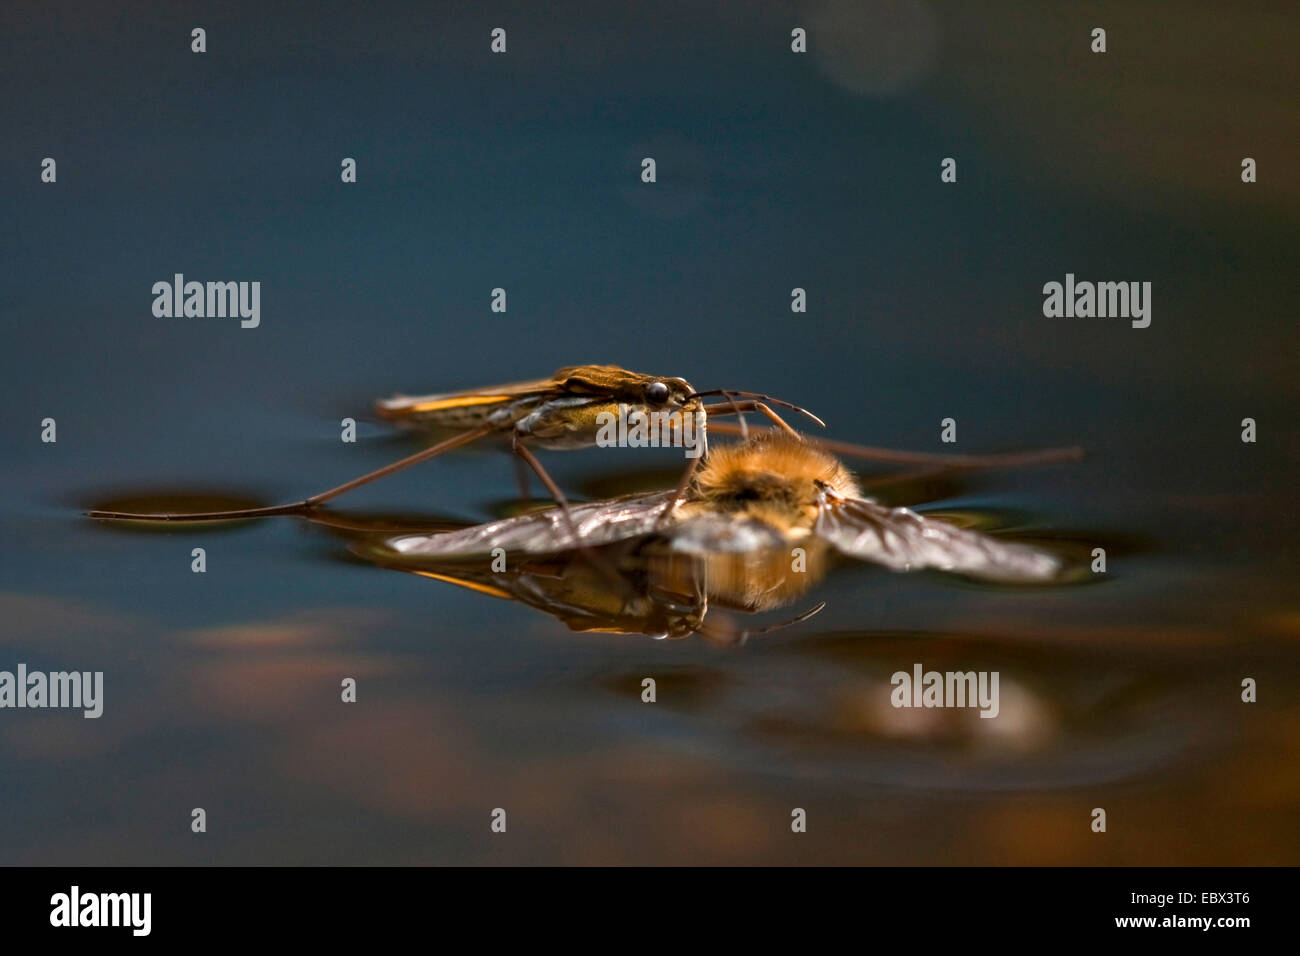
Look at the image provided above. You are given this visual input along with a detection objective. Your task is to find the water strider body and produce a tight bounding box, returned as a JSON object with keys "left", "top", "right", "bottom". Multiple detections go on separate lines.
{"left": 375, "top": 365, "right": 710, "bottom": 451}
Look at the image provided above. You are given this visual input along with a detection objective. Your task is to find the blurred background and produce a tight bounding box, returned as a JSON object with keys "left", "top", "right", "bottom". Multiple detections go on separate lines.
{"left": 1, "top": 0, "right": 1297, "bottom": 864}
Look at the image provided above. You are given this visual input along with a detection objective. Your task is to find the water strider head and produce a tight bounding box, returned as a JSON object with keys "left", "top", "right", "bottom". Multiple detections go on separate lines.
{"left": 551, "top": 365, "right": 698, "bottom": 410}
{"left": 516, "top": 365, "right": 706, "bottom": 450}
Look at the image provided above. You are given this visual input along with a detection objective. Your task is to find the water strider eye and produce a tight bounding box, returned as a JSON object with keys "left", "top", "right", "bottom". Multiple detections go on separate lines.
{"left": 646, "top": 381, "right": 670, "bottom": 404}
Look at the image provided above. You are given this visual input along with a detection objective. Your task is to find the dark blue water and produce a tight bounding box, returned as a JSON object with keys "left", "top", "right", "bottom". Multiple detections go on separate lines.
{"left": 2, "top": 0, "right": 1297, "bottom": 864}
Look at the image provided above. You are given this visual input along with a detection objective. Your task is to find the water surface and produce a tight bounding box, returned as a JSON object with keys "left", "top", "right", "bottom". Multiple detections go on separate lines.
{"left": 2, "top": 0, "right": 1297, "bottom": 864}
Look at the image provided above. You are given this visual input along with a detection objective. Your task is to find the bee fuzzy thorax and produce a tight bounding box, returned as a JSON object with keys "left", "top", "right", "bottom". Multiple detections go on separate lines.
{"left": 692, "top": 434, "right": 861, "bottom": 511}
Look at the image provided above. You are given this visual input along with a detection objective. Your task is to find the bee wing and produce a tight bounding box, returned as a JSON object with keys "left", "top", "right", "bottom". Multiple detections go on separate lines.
{"left": 815, "top": 495, "right": 1064, "bottom": 583}
{"left": 382, "top": 491, "right": 678, "bottom": 560}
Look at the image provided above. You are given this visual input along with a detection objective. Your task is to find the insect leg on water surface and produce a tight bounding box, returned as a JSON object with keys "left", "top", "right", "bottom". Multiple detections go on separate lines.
{"left": 705, "top": 421, "right": 1084, "bottom": 469}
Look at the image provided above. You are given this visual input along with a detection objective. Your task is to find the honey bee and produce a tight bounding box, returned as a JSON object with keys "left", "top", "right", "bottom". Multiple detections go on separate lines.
{"left": 374, "top": 432, "right": 1067, "bottom": 589}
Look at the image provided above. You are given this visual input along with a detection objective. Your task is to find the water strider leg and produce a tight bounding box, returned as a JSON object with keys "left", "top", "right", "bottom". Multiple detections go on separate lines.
{"left": 701, "top": 400, "right": 801, "bottom": 440}
{"left": 512, "top": 452, "right": 533, "bottom": 500}
{"left": 656, "top": 453, "right": 701, "bottom": 527}
{"left": 700, "top": 601, "right": 827, "bottom": 646}
{"left": 752, "top": 402, "right": 801, "bottom": 439}
{"left": 690, "top": 389, "right": 824, "bottom": 429}
{"left": 510, "top": 434, "right": 622, "bottom": 585}
{"left": 86, "top": 423, "right": 497, "bottom": 522}
{"left": 509, "top": 435, "right": 585, "bottom": 551}
{"left": 718, "top": 390, "right": 749, "bottom": 440}
{"left": 706, "top": 421, "right": 1083, "bottom": 468}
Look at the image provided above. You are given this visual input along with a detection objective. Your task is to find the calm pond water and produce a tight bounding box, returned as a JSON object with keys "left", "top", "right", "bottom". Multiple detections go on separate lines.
{"left": 2, "top": 1, "right": 1297, "bottom": 864}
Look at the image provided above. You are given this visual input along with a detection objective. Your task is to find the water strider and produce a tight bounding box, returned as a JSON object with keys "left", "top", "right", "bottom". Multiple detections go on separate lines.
{"left": 85, "top": 364, "right": 823, "bottom": 527}
{"left": 85, "top": 364, "right": 1080, "bottom": 531}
